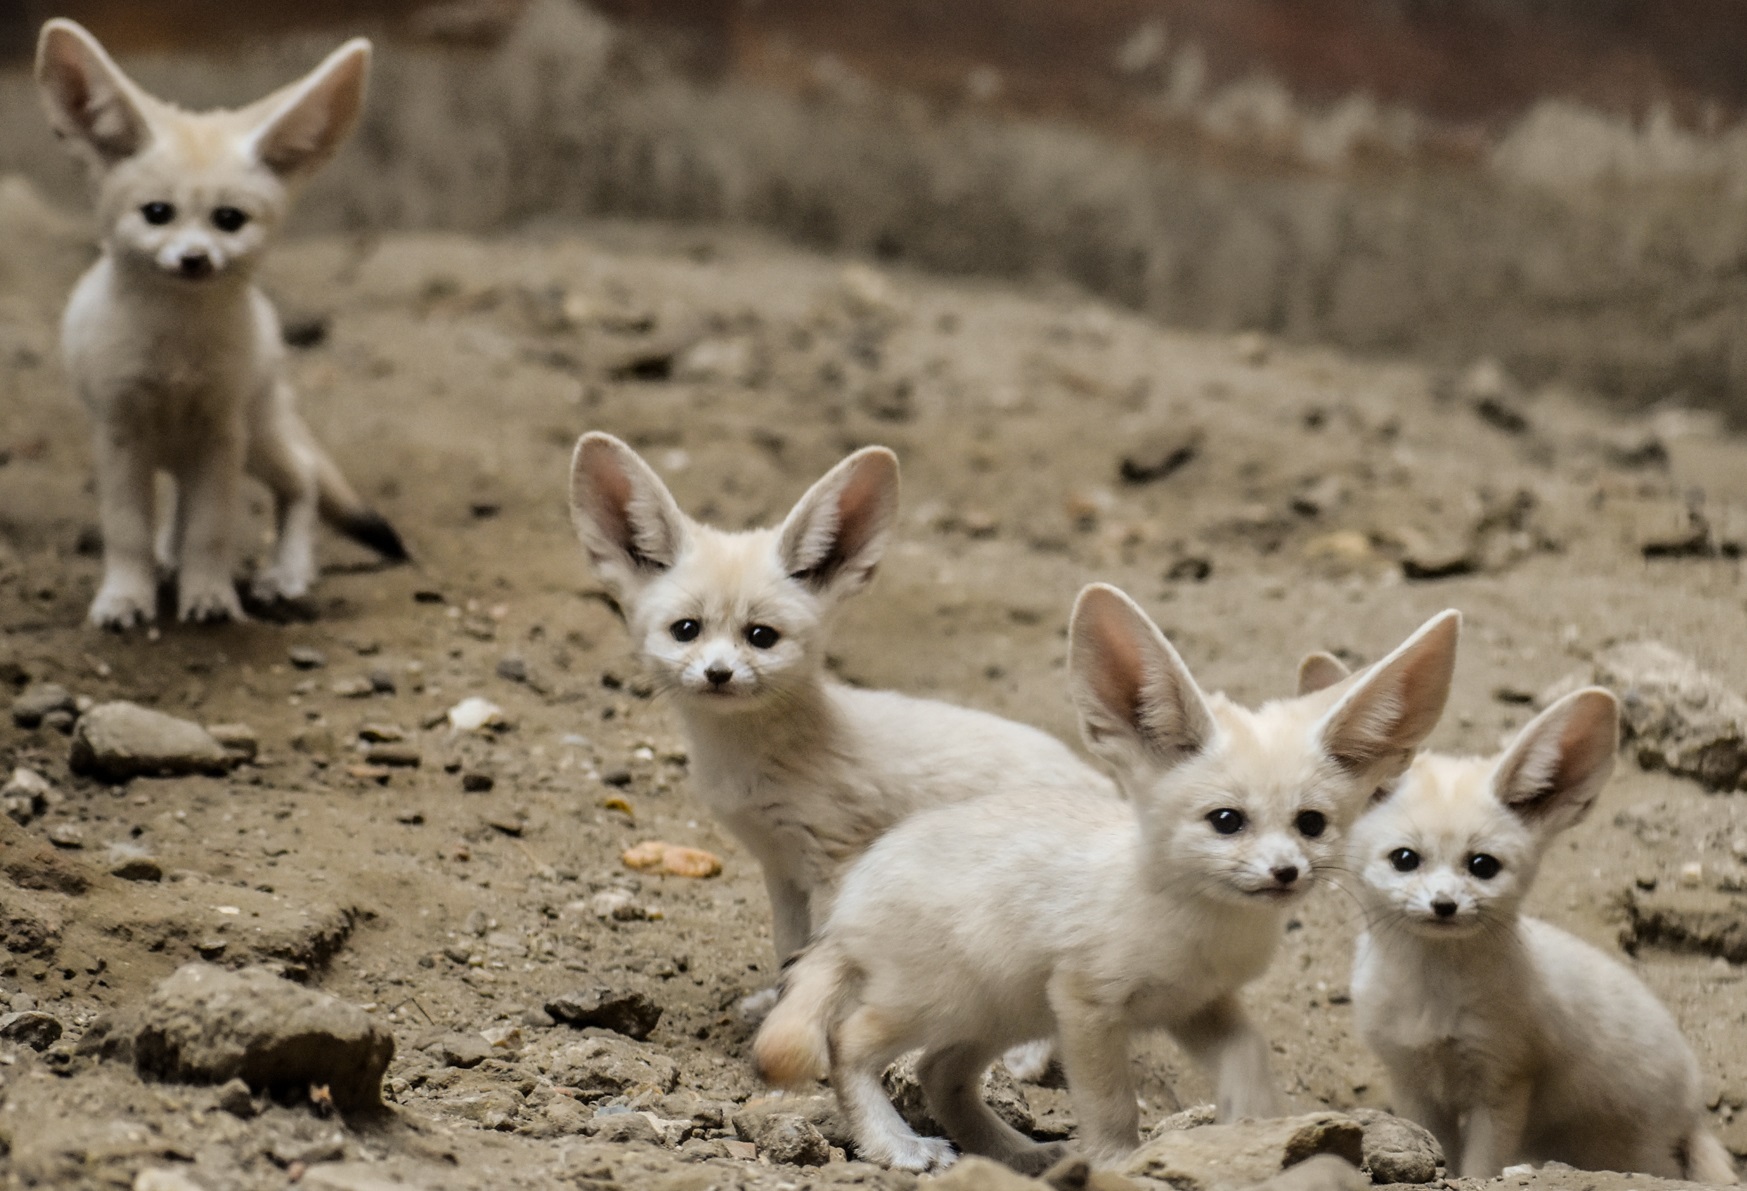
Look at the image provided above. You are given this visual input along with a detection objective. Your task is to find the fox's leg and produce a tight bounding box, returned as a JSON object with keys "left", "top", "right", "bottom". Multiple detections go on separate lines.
{"left": 1174, "top": 995, "right": 1284, "bottom": 1122}
{"left": 153, "top": 480, "right": 180, "bottom": 576}
{"left": 89, "top": 429, "right": 158, "bottom": 629}
{"left": 1389, "top": 1081, "right": 1459, "bottom": 1174}
{"left": 173, "top": 424, "right": 246, "bottom": 623}
{"left": 831, "top": 1006, "right": 953, "bottom": 1171}
{"left": 1049, "top": 975, "right": 1142, "bottom": 1166}
{"left": 765, "top": 871, "right": 813, "bottom": 968}
{"left": 1458, "top": 1082, "right": 1530, "bottom": 1178}
{"left": 246, "top": 394, "right": 320, "bottom": 602}
{"left": 918, "top": 1041, "right": 1064, "bottom": 1174}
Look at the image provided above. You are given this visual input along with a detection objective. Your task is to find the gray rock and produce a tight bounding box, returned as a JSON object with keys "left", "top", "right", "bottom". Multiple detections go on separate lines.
{"left": 745, "top": 1112, "right": 831, "bottom": 1167}
{"left": 2, "top": 767, "right": 52, "bottom": 825}
{"left": 883, "top": 1051, "right": 1033, "bottom": 1138}
{"left": 206, "top": 723, "right": 259, "bottom": 760}
{"left": 546, "top": 987, "right": 662, "bottom": 1040}
{"left": 734, "top": 1094, "right": 854, "bottom": 1152}
{"left": 269, "top": 1129, "right": 346, "bottom": 1166}
{"left": 1348, "top": 1107, "right": 1442, "bottom": 1183}
{"left": 69, "top": 702, "right": 236, "bottom": 782}
{"left": 288, "top": 646, "right": 327, "bottom": 670}
{"left": 79, "top": 963, "right": 393, "bottom": 1111}
{"left": 1148, "top": 1103, "right": 1220, "bottom": 1137}
{"left": 929, "top": 1156, "right": 1051, "bottom": 1190}
{"left": 11, "top": 683, "right": 74, "bottom": 729}
{"left": 1123, "top": 1112, "right": 1365, "bottom": 1191}
{"left": 217, "top": 1076, "right": 256, "bottom": 1118}
{"left": 427, "top": 1032, "right": 493, "bottom": 1069}
{"left": 0, "top": 1010, "right": 62, "bottom": 1051}
{"left": 108, "top": 847, "right": 163, "bottom": 882}
{"left": 1546, "top": 641, "right": 1747, "bottom": 791}
{"left": 546, "top": 1036, "right": 678, "bottom": 1098}
{"left": 589, "top": 1107, "right": 664, "bottom": 1146}
{"left": 1244, "top": 1154, "right": 1370, "bottom": 1191}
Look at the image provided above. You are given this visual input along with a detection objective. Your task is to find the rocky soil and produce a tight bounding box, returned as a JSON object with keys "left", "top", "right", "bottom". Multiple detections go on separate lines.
{"left": 1, "top": 175, "right": 1745, "bottom": 1189}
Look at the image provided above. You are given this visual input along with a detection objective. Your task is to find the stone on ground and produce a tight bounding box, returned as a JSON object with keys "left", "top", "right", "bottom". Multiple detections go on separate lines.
{"left": 70, "top": 702, "right": 237, "bottom": 782}
{"left": 78, "top": 962, "right": 393, "bottom": 1111}
{"left": 1122, "top": 1112, "right": 1364, "bottom": 1191}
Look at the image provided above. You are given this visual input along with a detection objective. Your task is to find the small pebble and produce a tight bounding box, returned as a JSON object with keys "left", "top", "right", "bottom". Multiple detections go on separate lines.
{"left": 46, "top": 822, "right": 84, "bottom": 849}
{"left": 288, "top": 646, "right": 326, "bottom": 670}
{"left": 448, "top": 697, "right": 505, "bottom": 732}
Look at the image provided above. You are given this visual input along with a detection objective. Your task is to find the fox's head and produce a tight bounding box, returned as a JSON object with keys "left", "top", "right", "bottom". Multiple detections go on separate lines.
{"left": 36, "top": 19, "right": 369, "bottom": 284}
{"left": 568, "top": 433, "right": 900, "bottom": 716}
{"left": 1069, "top": 584, "right": 1460, "bottom": 909}
{"left": 1347, "top": 685, "right": 1618, "bottom": 940}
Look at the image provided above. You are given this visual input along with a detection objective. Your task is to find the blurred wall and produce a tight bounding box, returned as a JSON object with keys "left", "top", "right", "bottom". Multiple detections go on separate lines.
{"left": 8, "top": 0, "right": 1747, "bottom": 411}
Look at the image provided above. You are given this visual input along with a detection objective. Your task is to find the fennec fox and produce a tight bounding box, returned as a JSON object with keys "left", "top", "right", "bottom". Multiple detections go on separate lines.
{"left": 567, "top": 432, "right": 1114, "bottom": 982}
{"left": 37, "top": 19, "right": 406, "bottom": 628}
{"left": 1338, "top": 678, "right": 1738, "bottom": 1184}
{"left": 754, "top": 585, "right": 1460, "bottom": 1172}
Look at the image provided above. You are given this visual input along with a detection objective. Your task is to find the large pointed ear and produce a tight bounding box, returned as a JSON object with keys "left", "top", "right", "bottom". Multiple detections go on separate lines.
{"left": 776, "top": 447, "right": 900, "bottom": 599}
{"left": 36, "top": 19, "right": 155, "bottom": 168}
{"left": 1317, "top": 610, "right": 1459, "bottom": 786}
{"left": 568, "top": 433, "right": 690, "bottom": 603}
{"left": 245, "top": 38, "right": 371, "bottom": 180}
{"left": 1493, "top": 687, "right": 1618, "bottom": 835}
{"left": 1297, "top": 652, "right": 1352, "bottom": 697}
{"left": 1069, "top": 584, "right": 1216, "bottom": 778}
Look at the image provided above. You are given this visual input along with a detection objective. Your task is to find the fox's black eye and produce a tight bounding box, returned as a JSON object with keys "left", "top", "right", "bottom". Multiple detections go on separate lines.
{"left": 1467, "top": 853, "right": 1502, "bottom": 880}
{"left": 746, "top": 624, "right": 781, "bottom": 650}
{"left": 670, "top": 619, "right": 700, "bottom": 642}
{"left": 1295, "top": 810, "right": 1327, "bottom": 838}
{"left": 211, "top": 206, "right": 249, "bottom": 232}
{"left": 1207, "top": 808, "right": 1245, "bottom": 835}
{"left": 1389, "top": 848, "right": 1420, "bottom": 872}
{"left": 141, "top": 202, "right": 175, "bottom": 225}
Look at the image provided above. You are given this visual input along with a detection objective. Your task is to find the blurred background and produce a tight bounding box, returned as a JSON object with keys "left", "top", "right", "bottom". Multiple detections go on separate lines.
{"left": 7, "top": 0, "right": 1747, "bottom": 413}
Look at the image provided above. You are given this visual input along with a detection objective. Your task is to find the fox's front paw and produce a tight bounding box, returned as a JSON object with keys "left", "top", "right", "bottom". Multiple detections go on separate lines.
{"left": 883, "top": 1136, "right": 957, "bottom": 1172}
{"left": 89, "top": 577, "right": 157, "bottom": 630}
{"left": 177, "top": 579, "right": 245, "bottom": 624}
{"left": 250, "top": 564, "right": 311, "bottom": 604}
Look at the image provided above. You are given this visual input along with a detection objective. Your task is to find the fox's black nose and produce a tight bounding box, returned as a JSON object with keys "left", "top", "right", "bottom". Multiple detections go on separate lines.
{"left": 179, "top": 252, "right": 212, "bottom": 278}
{"left": 1271, "top": 865, "right": 1299, "bottom": 886}
{"left": 1432, "top": 899, "right": 1458, "bottom": 918}
{"left": 705, "top": 666, "right": 733, "bottom": 687}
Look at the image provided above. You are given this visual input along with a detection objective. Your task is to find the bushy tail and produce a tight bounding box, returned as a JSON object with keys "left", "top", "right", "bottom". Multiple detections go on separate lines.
{"left": 1686, "top": 1127, "right": 1740, "bottom": 1185}
{"left": 313, "top": 446, "right": 410, "bottom": 562}
{"left": 752, "top": 944, "right": 852, "bottom": 1089}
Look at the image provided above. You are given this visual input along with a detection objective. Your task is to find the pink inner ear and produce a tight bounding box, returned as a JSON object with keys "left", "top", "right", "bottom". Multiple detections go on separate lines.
{"left": 833, "top": 459, "right": 889, "bottom": 561}
{"left": 580, "top": 447, "right": 636, "bottom": 549}
{"left": 1077, "top": 592, "right": 1154, "bottom": 731}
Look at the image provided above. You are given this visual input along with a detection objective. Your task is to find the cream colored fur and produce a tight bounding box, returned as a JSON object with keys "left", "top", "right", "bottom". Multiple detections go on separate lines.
{"left": 755, "top": 585, "right": 1460, "bottom": 1172}
{"left": 566, "top": 433, "right": 1115, "bottom": 988}
{"left": 37, "top": 19, "right": 403, "bottom": 628}
{"left": 1348, "top": 686, "right": 1738, "bottom": 1184}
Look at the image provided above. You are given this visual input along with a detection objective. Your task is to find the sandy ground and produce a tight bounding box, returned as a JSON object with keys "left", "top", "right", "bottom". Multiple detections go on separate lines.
{"left": 0, "top": 175, "right": 1745, "bottom": 1189}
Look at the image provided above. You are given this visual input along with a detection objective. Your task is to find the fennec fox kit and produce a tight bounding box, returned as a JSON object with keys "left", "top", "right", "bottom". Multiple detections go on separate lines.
{"left": 755, "top": 585, "right": 1460, "bottom": 1172}
{"left": 37, "top": 20, "right": 406, "bottom": 628}
{"left": 1339, "top": 679, "right": 1738, "bottom": 1184}
{"left": 567, "top": 433, "right": 1114, "bottom": 979}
